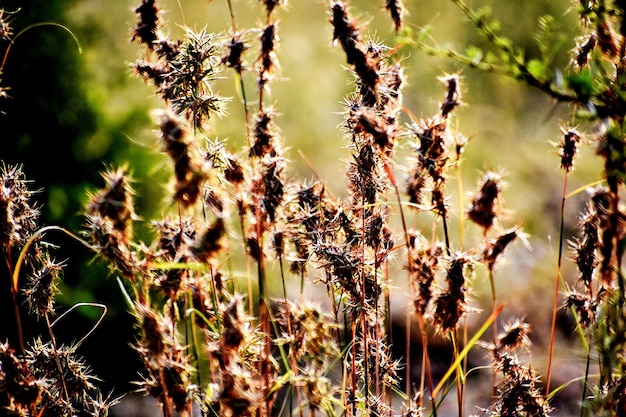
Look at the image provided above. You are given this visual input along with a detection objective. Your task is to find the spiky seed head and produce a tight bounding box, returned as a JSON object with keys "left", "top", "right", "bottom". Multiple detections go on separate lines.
{"left": 385, "top": 0, "right": 404, "bottom": 32}
{"left": 132, "top": 0, "right": 161, "bottom": 47}
{"left": 190, "top": 217, "right": 226, "bottom": 263}
{"left": 497, "top": 319, "right": 532, "bottom": 351}
{"left": 439, "top": 73, "right": 463, "bottom": 118}
{"left": 23, "top": 256, "right": 65, "bottom": 317}
{"left": 557, "top": 126, "right": 581, "bottom": 172}
{"left": 467, "top": 171, "right": 504, "bottom": 231}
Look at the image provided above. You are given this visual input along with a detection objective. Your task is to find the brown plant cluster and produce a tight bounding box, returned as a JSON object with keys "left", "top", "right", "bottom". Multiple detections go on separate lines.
{"left": 5, "top": 1, "right": 626, "bottom": 417}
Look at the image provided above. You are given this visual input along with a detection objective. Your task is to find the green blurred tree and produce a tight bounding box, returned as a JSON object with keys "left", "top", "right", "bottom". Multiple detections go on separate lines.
{"left": 0, "top": 0, "right": 153, "bottom": 394}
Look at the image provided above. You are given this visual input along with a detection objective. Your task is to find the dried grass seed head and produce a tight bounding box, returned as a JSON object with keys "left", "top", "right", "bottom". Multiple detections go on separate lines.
{"left": 570, "top": 208, "right": 600, "bottom": 286}
{"left": 409, "top": 116, "right": 449, "bottom": 182}
{"left": 261, "top": 0, "right": 285, "bottom": 15}
{"left": 439, "top": 73, "right": 463, "bottom": 118}
{"left": 557, "top": 125, "right": 582, "bottom": 172}
{"left": 0, "top": 164, "right": 41, "bottom": 252}
{"left": 497, "top": 318, "right": 532, "bottom": 352}
{"left": 565, "top": 290, "right": 596, "bottom": 328}
{"left": 467, "top": 171, "right": 504, "bottom": 231}
{"left": 260, "top": 155, "right": 286, "bottom": 223}
{"left": 23, "top": 255, "right": 65, "bottom": 317}
{"left": 330, "top": 1, "right": 380, "bottom": 99}
{"left": 86, "top": 167, "right": 136, "bottom": 243}
{"left": 222, "top": 32, "right": 248, "bottom": 73}
{"left": 433, "top": 253, "right": 473, "bottom": 332}
{"left": 157, "top": 110, "right": 209, "bottom": 206}
{"left": 190, "top": 217, "right": 226, "bottom": 263}
{"left": 0, "top": 9, "right": 15, "bottom": 41}
{"left": 385, "top": 0, "right": 405, "bottom": 32}
{"left": 351, "top": 107, "right": 396, "bottom": 151}
{"left": 132, "top": 0, "right": 162, "bottom": 48}
{"left": 250, "top": 109, "right": 278, "bottom": 157}
{"left": 408, "top": 239, "right": 444, "bottom": 316}
{"left": 483, "top": 227, "right": 526, "bottom": 270}
{"left": 27, "top": 339, "right": 99, "bottom": 407}
{"left": 137, "top": 305, "right": 166, "bottom": 364}
{"left": 151, "top": 217, "right": 197, "bottom": 260}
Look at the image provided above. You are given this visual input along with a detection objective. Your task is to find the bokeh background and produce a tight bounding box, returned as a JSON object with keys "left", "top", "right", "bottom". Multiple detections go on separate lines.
{"left": 0, "top": 0, "right": 602, "bottom": 415}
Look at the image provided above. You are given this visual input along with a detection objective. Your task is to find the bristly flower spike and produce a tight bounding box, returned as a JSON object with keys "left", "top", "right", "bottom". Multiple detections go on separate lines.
{"left": 467, "top": 171, "right": 504, "bottom": 232}
{"left": 497, "top": 318, "right": 532, "bottom": 352}
{"left": 483, "top": 226, "right": 527, "bottom": 271}
{"left": 557, "top": 125, "right": 581, "bottom": 172}
{"left": 23, "top": 255, "right": 65, "bottom": 317}
{"left": 0, "top": 163, "right": 40, "bottom": 249}
{"left": 385, "top": 0, "right": 405, "bottom": 32}
{"left": 223, "top": 32, "right": 248, "bottom": 74}
{"left": 132, "top": 0, "right": 161, "bottom": 48}
{"left": 439, "top": 73, "right": 463, "bottom": 118}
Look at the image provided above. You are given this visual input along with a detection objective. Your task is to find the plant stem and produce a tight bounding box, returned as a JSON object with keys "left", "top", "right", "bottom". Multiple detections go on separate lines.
{"left": 547, "top": 174, "right": 568, "bottom": 396}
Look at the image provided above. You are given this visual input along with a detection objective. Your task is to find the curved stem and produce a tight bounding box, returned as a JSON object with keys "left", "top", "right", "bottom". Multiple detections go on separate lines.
{"left": 2, "top": 22, "right": 82, "bottom": 72}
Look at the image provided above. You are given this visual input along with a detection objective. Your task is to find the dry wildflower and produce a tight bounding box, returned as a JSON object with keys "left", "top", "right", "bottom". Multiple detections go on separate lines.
{"left": 557, "top": 125, "right": 582, "bottom": 172}
{"left": 23, "top": 255, "right": 65, "bottom": 317}
{"left": 132, "top": 0, "right": 161, "bottom": 47}
{"left": 467, "top": 171, "right": 504, "bottom": 232}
